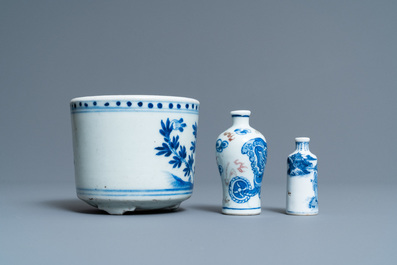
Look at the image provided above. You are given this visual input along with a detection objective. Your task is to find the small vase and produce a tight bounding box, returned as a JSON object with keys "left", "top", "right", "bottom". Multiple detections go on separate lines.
{"left": 215, "top": 110, "right": 267, "bottom": 215}
{"left": 286, "top": 137, "right": 318, "bottom": 215}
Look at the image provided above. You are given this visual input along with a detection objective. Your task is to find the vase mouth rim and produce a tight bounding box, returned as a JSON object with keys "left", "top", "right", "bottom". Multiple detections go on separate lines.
{"left": 295, "top": 137, "right": 310, "bottom": 142}
{"left": 230, "top": 110, "right": 251, "bottom": 117}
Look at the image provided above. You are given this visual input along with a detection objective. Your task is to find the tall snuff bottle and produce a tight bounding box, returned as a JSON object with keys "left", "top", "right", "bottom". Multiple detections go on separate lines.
{"left": 286, "top": 137, "right": 318, "bottom": 215}
{"left": 215, "top": 110, "right": 267, "bottom": 215}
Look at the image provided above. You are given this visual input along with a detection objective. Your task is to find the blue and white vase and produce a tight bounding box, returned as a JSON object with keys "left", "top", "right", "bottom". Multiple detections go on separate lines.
{"left": 286, "top": 137, "right": 318, "bottom": 215}
{"left": 215, "top": 110, "right": 267, "bottom": 215}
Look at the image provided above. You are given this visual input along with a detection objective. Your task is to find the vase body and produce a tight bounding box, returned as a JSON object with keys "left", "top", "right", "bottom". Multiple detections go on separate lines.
{"left": 215, "top": 110, "right": 267, "bottom": 215}
{"left": 286, "top": 137, "right": 318, "bottom": 215}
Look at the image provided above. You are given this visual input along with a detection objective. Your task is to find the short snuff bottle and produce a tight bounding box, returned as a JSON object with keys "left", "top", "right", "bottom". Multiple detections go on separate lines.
{"left": 286, "top": 137, "right": 318, "bottom": 215}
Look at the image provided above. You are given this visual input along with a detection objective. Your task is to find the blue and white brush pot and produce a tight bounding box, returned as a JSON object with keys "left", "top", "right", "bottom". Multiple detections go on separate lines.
{"left": 215, "top": 110, "right": 267, "bottom": 215}
{"left": 70, "top": 95, "right": 199, "bottom": 214}
{"left": 286, "top": 137, "right": 318, "bottom": 215}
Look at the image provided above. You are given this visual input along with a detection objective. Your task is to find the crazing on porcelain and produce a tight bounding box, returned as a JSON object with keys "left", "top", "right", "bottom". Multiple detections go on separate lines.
{"left": 216, "top": 110, "right": 267, "bottom": 215}
{"left": 286, "top": 138, "right": 318, "bottom": 215}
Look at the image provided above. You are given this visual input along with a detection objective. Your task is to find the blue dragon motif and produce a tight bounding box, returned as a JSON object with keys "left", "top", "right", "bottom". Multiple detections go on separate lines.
{"left": 228, "top": 138, "right": 267, "bottom": 203}
{"left": 155, "top": 118, "right": 197, "bottom": 186}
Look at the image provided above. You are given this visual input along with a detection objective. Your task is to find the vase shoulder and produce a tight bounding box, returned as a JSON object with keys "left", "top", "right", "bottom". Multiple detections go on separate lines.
{"left": 288, "top": 150, "right": 317, "bottom": 159}
{"left": 217, "top": 125, "right": 265, "bottom": 142}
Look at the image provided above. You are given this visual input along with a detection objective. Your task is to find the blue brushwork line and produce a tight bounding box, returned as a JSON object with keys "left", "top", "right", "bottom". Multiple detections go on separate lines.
{"left": 77, "top": 187, "right": 193, "bottom": 192}
{"left": 231, "top": 115, "right": 250, "bottom": 117}
{"left": 77, "top": 192, "right": 193, "bottom": 197}
{"left": 286, "top": 210, "right": 317, "bottom": 214}
{"left": 71, "top": 109, "right": 198, "bottom": 115}
{"left": 222, "top": 207, "right": 261, "bottom": 210}
{"left": 71, "top": 106, "right": 198, "bottom": 111}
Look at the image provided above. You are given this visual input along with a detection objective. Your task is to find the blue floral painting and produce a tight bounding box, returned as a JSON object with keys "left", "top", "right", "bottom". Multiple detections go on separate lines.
{"left": 155, "top": 118, "right": 197, "bottom": 187}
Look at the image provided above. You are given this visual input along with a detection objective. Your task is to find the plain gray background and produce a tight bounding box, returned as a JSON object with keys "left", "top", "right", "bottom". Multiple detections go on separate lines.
{"left": 1, "top": 1, "right": 396, "bottom": 264}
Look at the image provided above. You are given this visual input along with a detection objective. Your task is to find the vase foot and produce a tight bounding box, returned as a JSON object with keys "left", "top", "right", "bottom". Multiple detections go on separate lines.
{"left": 78, "top": 196, "right": 187, "bottom": 215}
{"left": 98, "top": 204, "right": 137, "bottom": 215}
{"left": 286, "top": 210, "right": 318, "bottom": 216}
{"left": 165, "top": 203, "right": 181, "bottom": 211}
{"left": 222, "top": 207, "right": 261, "bottom": 215}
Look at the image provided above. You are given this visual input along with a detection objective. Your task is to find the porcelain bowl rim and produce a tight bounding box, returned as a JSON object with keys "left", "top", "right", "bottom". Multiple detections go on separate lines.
{"left": 71, "top": 95, "right": 200, "bottom": 104}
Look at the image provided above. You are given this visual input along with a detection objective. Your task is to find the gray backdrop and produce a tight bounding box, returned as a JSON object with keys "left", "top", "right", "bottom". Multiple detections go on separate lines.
{"left": 1, "top": 1, "right": 396, "bottom": 264}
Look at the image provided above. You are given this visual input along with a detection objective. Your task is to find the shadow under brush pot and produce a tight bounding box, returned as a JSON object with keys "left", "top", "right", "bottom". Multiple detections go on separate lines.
{"left": 70, "top": 95, "right": 199, "bottom": 215}
{"left": 215, "top": 110, "right": 267, "bottom": 215}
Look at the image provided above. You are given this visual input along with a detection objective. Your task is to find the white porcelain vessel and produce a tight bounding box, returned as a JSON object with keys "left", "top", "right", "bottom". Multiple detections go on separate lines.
{"left": 70, "top": 95, "right": 199, "bottom": 214}
{"left": 215, "top": 110, "right": 267, "bottom": 215}
{"left": 286, "top": 137, "right": 318, "bottom": 215}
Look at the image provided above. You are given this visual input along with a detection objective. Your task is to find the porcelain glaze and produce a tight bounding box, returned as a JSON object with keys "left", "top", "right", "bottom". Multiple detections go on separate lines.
{"left": 70, "top": 95, "right": 199, "bottom": 214}
{"left": 215, "top": 110, "right": 267, "bottom": 215}
{"left": 286, "top": 137, "right": 318, "bottom": 215}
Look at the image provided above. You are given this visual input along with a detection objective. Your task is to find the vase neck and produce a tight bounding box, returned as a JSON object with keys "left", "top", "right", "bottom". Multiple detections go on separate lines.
{"left": 232, "top": 116, "right": 250, "bottom": 127}
{"left": 231, "top": 110, "right": 251, "bottom": 127}
{"left": 295, "top": 137, "right": 310, "bottom": 152}
{"left": 295, "top": 142, "right": 310, "bottom": 151}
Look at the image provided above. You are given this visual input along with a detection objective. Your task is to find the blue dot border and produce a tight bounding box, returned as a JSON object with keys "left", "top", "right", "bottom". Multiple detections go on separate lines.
{"left": 71, "top": 99, "right": 199, "bottom": 114}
